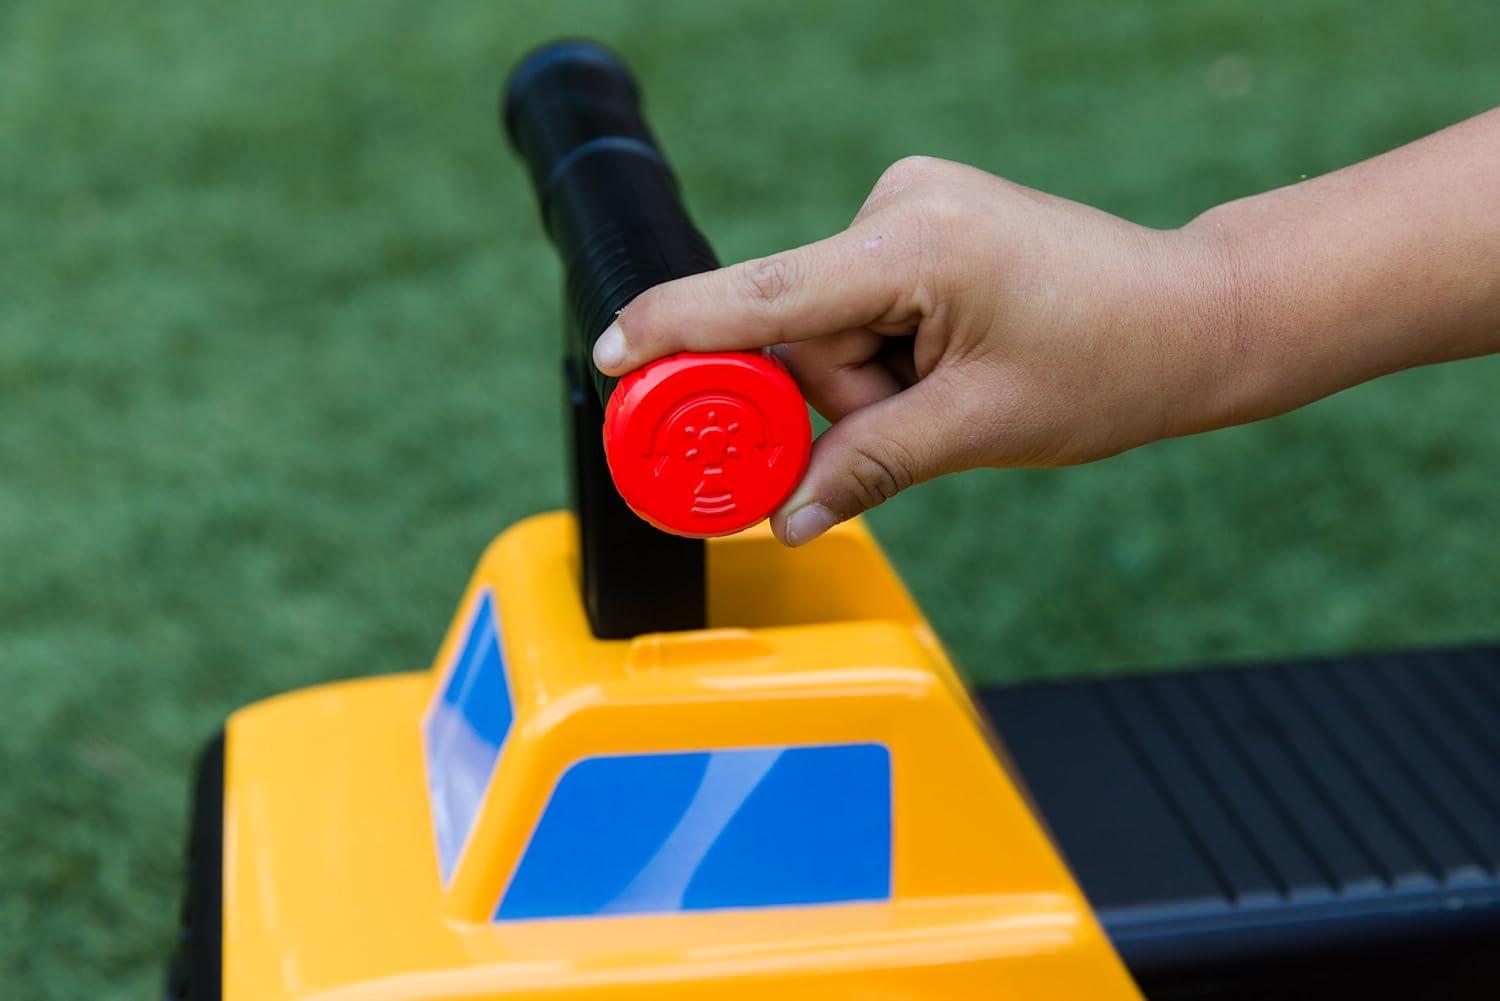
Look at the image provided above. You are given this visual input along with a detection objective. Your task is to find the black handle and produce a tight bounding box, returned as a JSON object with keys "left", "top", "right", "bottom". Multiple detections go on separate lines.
{"left": 501, "top": 40, "right": 708, "bottom": 639}
{"left": 504, "top": 40, "right": 720, "bottom": 406}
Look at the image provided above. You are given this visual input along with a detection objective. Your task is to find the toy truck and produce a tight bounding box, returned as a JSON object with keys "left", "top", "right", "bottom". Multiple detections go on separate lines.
{"left": 168, "top": 40, "right": 1500, "bottom": 1001}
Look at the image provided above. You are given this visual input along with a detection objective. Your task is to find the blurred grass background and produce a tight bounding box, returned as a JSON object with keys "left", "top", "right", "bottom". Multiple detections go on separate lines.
{"left": 1, "top": 0, "right": 1497, "bottom": 995}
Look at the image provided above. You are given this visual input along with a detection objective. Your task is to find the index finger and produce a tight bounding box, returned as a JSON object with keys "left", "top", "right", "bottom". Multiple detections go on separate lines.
{"left": 593, "top": 222, "right": 923, "bottom": 375}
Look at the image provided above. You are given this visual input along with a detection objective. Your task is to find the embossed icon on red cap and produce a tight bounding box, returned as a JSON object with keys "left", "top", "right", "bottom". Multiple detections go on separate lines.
{"left": 604, "top": 352, "right": 811, "bottom": 538}
{"left": 653, "top": 396, "right": 784, "bottom": 519}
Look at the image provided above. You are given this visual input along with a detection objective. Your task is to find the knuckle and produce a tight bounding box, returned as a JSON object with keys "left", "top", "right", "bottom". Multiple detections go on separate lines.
{"left": 740, "top": 255, "right": 799, "bottom": 308}
{"left": 863, "top": 156, "right": 940, "bottom": 212}
{"left": 845, "top": 440, "right": 917, "bottom": 509}
{"left": 878, "top": 155, "right": 941, "bottom": 191}
{"left": 620, "top": 284, "right": 664, "bottom": 332}
{"left": 915, "top": 186, "right": 971, "bottom": 230}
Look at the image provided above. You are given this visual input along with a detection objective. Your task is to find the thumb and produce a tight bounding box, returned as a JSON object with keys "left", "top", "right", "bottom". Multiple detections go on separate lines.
{"left": 772, "top": 377, "right": 959, "bottom": 546}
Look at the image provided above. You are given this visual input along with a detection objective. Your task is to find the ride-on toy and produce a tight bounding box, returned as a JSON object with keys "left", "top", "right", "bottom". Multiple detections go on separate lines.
{"left": 169, "top": 41, "right": 1500, "bottom": 1000}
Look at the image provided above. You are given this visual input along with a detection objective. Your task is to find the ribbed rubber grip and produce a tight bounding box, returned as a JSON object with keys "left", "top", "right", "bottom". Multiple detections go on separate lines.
{"left": 503, "top": 40, "right": 719, "bottom": 406}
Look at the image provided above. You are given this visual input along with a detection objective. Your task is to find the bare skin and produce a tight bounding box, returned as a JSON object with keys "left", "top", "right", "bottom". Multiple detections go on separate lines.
{"left": 593, "top": 108, "right": 1500, "bottom": 546}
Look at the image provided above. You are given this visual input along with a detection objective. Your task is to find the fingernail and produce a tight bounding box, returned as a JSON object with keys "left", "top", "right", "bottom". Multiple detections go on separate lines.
{"left": 783, "top": 503, "right": 839, "bottom": 547}
{"left": 593, "top": 321, "right": 628, "bottom": 372}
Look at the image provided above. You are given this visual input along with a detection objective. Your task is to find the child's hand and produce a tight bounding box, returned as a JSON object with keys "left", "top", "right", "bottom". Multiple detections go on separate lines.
{"left": 592, "top": 156, "right": 1237, "bottom": 545}
{"left": 594, "top": 108, "right": 1500, "bottom": 546}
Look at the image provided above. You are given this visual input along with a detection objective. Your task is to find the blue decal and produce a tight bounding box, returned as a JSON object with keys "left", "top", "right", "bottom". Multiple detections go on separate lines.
{"left": 496, "top": 743, "right": 892, "bottom": 920}
{"left": 424, "top": 588, "right": 512, "bottom": 883}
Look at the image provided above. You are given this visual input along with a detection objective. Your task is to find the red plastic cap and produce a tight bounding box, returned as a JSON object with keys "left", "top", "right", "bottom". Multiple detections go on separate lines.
{"left": 603, "top": 351, "right": 812, "bottom": 538}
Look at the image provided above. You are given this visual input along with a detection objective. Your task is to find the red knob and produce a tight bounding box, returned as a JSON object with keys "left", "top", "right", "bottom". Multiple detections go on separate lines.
{"left": 602, "top": 351, "right": 812, "bottom": 538}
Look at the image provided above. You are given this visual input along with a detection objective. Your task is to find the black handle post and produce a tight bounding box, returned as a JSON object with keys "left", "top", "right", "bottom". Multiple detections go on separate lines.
{"left": 503, "top": 40, "right": 710, "bottom": 638}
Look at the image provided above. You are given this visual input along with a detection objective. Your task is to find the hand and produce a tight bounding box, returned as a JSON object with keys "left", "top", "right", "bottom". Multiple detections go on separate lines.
{"left": 593, "top": 156, "right": 1238, "bottom": 545}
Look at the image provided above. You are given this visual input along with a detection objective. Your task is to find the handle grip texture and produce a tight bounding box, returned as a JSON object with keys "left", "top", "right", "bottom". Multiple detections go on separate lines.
{"left": 504, "top": 40, "right": 719, "bottom": 405}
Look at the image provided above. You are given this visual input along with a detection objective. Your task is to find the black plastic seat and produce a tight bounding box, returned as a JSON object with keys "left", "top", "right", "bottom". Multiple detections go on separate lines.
{"left": 979, "top": 645, "right": 1500, "bottom": 999}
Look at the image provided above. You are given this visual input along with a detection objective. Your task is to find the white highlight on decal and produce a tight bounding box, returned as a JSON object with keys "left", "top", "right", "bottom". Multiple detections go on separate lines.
{"left": 601, "top": 748, "right": 782, "bottom": 913}
{"left": 428, "top": 606, "right": 501, "bottom": 882}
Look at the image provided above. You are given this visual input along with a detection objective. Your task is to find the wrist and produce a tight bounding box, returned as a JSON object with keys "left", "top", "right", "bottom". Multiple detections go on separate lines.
{"left": 1168, "top": 208, "right": 1282, "bottom": 437}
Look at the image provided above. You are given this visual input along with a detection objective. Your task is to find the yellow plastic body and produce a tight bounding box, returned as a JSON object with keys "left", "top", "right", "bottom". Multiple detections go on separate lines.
{"left": 221, "top": 512, "right": 1141, "bottom": 1000}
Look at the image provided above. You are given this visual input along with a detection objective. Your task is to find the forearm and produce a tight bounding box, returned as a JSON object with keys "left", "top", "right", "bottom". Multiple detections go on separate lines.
{"left": 1184, "top": 107, "right": 1500, "bottom": 431}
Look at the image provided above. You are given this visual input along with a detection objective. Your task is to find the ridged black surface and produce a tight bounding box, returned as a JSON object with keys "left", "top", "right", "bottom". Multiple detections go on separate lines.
{"left": 560, "top": 214, "right": 719, "bottom": 398}
{"left": 981, "top": 645, "right": 1500, "bottom": 999}
{"left": 504, "top": 39, "right": 720, "bottom": 406}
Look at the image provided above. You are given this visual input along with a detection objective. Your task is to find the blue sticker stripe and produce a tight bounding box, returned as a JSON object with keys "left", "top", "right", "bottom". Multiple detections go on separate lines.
{"left": 685, "top": 743, "right": 892, "bottom": 909}
{"left": 496, "top": 743, "right": 892, "bottom": 921}
{"left": 424, "top": 589, "right": 513, "bottom": 883}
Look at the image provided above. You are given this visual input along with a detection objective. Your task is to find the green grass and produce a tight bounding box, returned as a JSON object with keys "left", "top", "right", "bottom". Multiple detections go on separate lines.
{"left": 2, "top": 1, "right": 1498, "bottom": 995}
